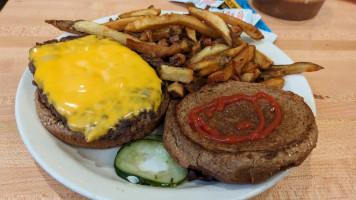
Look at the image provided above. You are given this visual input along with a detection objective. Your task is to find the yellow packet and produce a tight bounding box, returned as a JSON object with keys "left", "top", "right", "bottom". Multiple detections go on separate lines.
{"left": 224, "top": 0, "right": 242, "bottom": 9}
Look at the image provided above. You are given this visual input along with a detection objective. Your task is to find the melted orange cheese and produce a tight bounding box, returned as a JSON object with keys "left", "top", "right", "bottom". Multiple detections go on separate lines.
{"left": 30, "top": 35, "right": 162, "bottom": 142}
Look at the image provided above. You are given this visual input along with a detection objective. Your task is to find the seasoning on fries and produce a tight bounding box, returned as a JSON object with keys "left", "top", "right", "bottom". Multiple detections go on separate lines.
{"left": 167, "top": 82, "right": 185, "bottom": 98}
{"left": 158, "top": 65, "right": 194, "bottom": 84}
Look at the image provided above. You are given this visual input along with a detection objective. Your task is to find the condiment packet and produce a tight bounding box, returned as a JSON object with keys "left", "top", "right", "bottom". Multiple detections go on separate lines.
{"left": 170, "top": 0, "right": 225, "bottom": 9}
{"left": 208, "top": 8, "right": 253, "bottom": 24}
{"left": 251, "top": 13, "right": 261, "bottom": 26}
{"left": 234, "top": 0, "right": 277, "bottom": 42}
{"left": 223, "top": 0, "right": 242, "bottom": 8}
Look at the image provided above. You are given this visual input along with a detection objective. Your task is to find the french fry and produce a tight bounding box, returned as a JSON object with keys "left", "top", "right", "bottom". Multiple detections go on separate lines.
{"left": 232, "top": 75, "right": 240, "bottom": 81}
{"left": 104, "top": 17, "right": 139, "bottom": 31}
{"left": 251, "top": 69, "right": 261, "bottom": 82}
{"left": 170, "top": 25, "right": 184, "bottom": 35}
{"left": 158, "top": 65, "right": 194, "bottom": 84}
{"left": 189, "top": 44, "right": 246, "bottom": 75}
{"left": 167, "top": 82, "right": 185, "bottom": 98}
{"left": 190, "top": 55, "right": 230, "bottom": 76}
{"left": 139, "top": 29, "right": 153, "bottom": 42}
{"left": 247, "top": 45, "right": 256, "bottom": 62}
{"left": 126, "top": 38, "right": 189, "bottom": 58}
{"left": 169, "top": 53, "right": 186, "bottom": 67}
{"left": 230, "top": 25, "right": 243, "bottom": 39}
{"left": 233, "top": 38, "right": 246, "bottom": 46}
{"left": 240, "top": 72, "right": 254, "bottom": 82}
{"left": 196, "top": 60, "right": 230, "bottom": 77}
{"left": 146, "top": 25, "right": 184, "bottom": 42}
{"left": 241, "top": 62, "right": 259, "bottom": 73}
{"left": 45, "top": 20, "right": 81, "bottom": 34}
{"left": 188, "top": 43, "right": 230, "bottom": 64}
{"left": 269, "top": 62, "right": 324, "bottom": 75}
{"left": 213, "top": 12, "right": 264, "bottom": 40}
{"left": 118, "top": 5, "right": 161, "bottom": 19}
{"left": 253, "top": 49, "right": 274, "bottom": 70}
{"left": 222, "top": 44, "right": 247, "bottom": 57}
{"left": 231, "top": 25, "right": 243, "bottom": 35}
{"left": 189, "top": 44, "right": 247, "bottom": 77}
{"left": 261, "top": 77, "right": 285, "bottom": 89}
{"left": 241, "top": 69, "right": 260, "bottom": 83}
{"left": 260, "top": 62, "right": 324, "bottom": 78}
{"left": 151, "top": 26, "right": 170, "bottom": 41}
{"left": 185, "top": 27, "right": 197, "bottom": 42}
{"left": 124, "top": 13, "right": 220, "bottom": 38}
{"left": 190, "top": 39, "right": 202, "bottom": 56}
{"left": 260, "top": 69, "right": 284, "bottom": 78}
{"left": 72, "top": 21, "right": 141, "bottom": 45}
{"left": 46, "top": 20, "right": 140, "bottom": 45}
{"left": 187, "top": 6, "right": 232, "bottom": 46}
{"left": 207, "top": 62, "right": 235, "bottom": 84}
{"left": 157, "top": 38, "right": 169, "bottom": 47}
{"left": 169, "top": 34, "right": 180, "bottom": 43}
{"left": 231, "top": 46, "right": 250, "bottom": 74}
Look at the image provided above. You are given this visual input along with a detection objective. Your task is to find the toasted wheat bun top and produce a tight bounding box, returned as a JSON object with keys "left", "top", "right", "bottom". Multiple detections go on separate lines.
{"left": 163, "top": 81, "right": 317, "bottom": 184}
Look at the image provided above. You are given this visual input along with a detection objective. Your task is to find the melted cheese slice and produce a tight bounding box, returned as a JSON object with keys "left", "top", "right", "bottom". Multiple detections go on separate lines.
{"left": 30, "top": 35, "right": 162, "bottom": 142}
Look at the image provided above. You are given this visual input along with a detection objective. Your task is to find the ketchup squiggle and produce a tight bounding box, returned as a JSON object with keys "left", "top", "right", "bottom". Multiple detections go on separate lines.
{"left": 187, "top": 92, "right": 282, "bottom": 144}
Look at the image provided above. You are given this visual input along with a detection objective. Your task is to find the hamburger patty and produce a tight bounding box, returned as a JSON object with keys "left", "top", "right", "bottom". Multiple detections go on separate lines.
{"left": 163, "top": 81, "right": 317, "bottom": 184}
{"left": 34, "top": 89, "right": 169, "bottom": 148}
{"left": 30, "top": 36, "right": 170, "bottom": 148}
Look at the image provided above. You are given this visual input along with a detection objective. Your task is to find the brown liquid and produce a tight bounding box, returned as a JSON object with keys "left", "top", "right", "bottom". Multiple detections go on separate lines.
{"left": 253, "top": 0, "right": 325, "bottom": 21}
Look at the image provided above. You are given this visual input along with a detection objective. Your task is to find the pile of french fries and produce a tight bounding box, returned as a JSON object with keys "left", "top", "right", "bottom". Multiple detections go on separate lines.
{"left": 46, "top": 4, "right": 323, "bottom": 98}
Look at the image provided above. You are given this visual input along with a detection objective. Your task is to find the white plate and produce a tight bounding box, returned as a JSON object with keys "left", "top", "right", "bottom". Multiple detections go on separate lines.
{"left": 15, "top": 13, "right": 316, "bottom": 200}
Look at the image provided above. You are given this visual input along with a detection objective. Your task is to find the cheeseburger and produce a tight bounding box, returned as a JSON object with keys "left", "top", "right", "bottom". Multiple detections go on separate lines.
{"left": 29, "top": 35, "right": 169, "bottom": 148}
